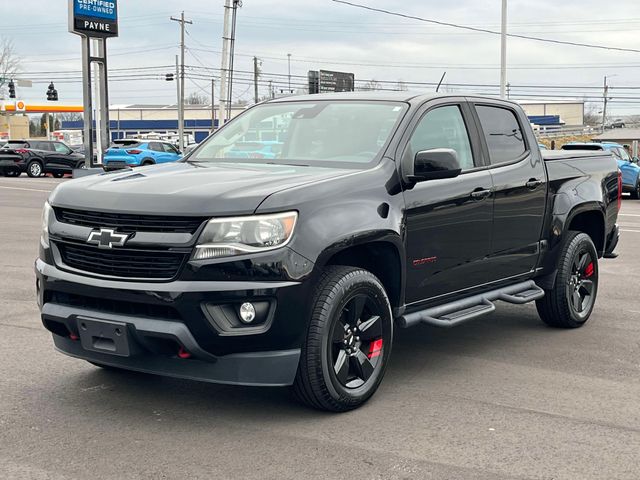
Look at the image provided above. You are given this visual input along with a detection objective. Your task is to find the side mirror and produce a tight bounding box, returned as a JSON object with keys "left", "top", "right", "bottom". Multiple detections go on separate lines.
{"left": 410, "top": 148, "right": 462, "bottom": 182}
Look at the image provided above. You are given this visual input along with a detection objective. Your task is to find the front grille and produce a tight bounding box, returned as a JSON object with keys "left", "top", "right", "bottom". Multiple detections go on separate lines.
{"left": 54, "top": 207, "right": 206, "bottom": 234}
{"left": 56, "top": 242, "right": 186, "bottom": 279}
{"left": 47, "top": 291, "right": 181, "bottom": 320}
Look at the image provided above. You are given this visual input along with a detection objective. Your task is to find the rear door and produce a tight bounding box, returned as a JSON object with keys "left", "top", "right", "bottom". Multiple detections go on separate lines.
{"left": 471, "top": 101, "right": 547, "bottom": 282}
{"left": 401, "top": 99, "right": 494, "bottom": 304}
{"left": 147, "top": 142, "right": 164, "bottom": 162}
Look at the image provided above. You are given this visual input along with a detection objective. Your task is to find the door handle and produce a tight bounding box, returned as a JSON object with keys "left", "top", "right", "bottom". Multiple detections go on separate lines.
{"left": 470, "top": 188, "right": 492, "bottom": 200}
{"left": 526, "top": 178, "right": 543, "bottom": 189}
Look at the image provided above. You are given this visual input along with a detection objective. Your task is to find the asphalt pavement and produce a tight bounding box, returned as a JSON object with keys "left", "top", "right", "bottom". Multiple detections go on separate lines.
{"left": 1, "top": 176, "right": 639, "bottom": 480}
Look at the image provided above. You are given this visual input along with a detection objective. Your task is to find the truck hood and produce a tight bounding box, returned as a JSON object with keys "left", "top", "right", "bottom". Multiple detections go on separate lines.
{"left": 49, "top": 161, "right": 352, "bottom": 216}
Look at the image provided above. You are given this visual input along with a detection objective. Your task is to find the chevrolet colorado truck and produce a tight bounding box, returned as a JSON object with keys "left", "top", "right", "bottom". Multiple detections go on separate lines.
{"left": 36, "top": 93, "right": 620, "bottom": 412}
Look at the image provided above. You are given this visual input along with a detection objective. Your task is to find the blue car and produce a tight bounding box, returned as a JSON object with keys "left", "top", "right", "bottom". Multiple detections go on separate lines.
{"left": 562, "top": 141, "right": 640, "bottom": 199}
{"left": 104, "top": 139, "right": 182, "bottom": 171}
{"left": 225, "top": 141, "right": 283, "bottom": 160}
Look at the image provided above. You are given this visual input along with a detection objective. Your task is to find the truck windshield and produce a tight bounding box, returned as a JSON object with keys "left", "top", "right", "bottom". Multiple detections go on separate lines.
{"left": 189, "top": 101, "right": 407, "bottom": 168}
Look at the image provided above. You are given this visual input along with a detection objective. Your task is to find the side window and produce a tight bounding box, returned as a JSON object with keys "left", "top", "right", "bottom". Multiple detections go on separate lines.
{"left": 407, "top": 105, "right": 475, "bottom": 170}
{"left": 162, "top": 143, "right": 179, "bottom": 154}
{"left": 148, "top": 142, "right": 162, "bottom": 152}
{"left": 476, "top": 105, "right": 526, "bottom": 164}
{"left": 53, "top": 142, "right": 70, "bottom": 154}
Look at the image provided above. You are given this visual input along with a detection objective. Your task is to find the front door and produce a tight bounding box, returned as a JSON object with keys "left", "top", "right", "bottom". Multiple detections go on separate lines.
{"left": 402, "top": 102, "right": 494, "bottom": 304}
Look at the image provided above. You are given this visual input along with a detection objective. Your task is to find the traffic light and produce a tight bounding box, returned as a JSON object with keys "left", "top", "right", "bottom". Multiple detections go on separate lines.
{"left": 8, "top": 80, "right": 16, "bottom": 99}
{"left": 165, "top": 73, "right": 175, "bottom": 81}
{"left": 46, "top": 82, "right": 58, "bottom": 101}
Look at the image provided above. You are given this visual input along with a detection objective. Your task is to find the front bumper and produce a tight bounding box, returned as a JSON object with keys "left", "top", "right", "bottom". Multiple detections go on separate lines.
{"left": 36, "top": 255, "right": 313, "bottom": 386}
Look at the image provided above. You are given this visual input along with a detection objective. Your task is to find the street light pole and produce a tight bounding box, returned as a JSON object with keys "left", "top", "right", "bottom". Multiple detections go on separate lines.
{"left": 500, "top": 0, "right": 508, "bottom": 99}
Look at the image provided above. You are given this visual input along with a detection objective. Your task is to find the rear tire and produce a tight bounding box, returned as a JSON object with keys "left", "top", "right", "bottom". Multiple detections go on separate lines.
{"left": 141, "top": 158, "right": 154, "bottom": 166}
{"left": 536, "top": 231, "right": 598, "bottom": 328}
{"left": 27, "top": 160, "right": 43, "bottom": 177}
{"left": 293, "top": 266, "right": 393, "bottom": 412}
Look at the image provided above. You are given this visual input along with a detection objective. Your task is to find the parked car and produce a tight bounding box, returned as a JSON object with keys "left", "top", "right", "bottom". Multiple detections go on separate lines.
{"left": 562, "top": 141, "right": 640, "bottom": 198}
{"left": 37, "top": 93, "right": 620, "bottom": 412}
{"left": 0, "top": 139, "right": 85, "bottom": 178}
{"left": 608, "top": 118, "right": 626, "bottom": 129}
{"left": 103, "top": 139, "right": 182, "bottom": 171}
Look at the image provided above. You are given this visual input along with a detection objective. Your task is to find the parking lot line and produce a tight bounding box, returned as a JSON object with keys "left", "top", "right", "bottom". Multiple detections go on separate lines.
{"left": 0, "top": 185, "right": 52, "bottom": 193}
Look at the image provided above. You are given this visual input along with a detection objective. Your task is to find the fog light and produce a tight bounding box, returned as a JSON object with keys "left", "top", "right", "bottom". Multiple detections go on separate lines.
{"left": 239, "top": 302, "right": 256, "bottom": 324}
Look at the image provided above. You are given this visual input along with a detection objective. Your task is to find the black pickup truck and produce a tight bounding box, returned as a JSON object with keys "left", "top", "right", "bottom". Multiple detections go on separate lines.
{"left": 36, "top": 93, "right": 620, "bottom": 411}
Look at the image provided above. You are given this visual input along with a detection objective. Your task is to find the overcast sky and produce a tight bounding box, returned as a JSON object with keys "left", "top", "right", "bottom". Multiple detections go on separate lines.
{"left": 4, "top": 0, "right": 640, "bottom": 113}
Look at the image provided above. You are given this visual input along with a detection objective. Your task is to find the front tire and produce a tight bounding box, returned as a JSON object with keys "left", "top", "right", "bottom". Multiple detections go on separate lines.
{"left": 27, "top": 160, "right": 43, "bottom": 177}
{"left": 536, "top": 231, "right": 598, "bottom": 328}
{"left": 293, "top": 266, "right": 393, "bottom": 412}
{"left": 630, "top": 179, "right": 640, "bottom": 200}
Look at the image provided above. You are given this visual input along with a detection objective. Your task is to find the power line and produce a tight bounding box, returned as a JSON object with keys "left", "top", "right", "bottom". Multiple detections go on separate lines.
{"left": 330, "top": 0, "right": 640, "bottom": 54}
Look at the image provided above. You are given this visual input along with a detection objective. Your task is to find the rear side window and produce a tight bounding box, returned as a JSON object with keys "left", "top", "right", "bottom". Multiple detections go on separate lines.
{"left": 476, "top": 105, "right": 526, "bottom": 164}
{"left": 148, "top": 142, "right": 163, "bottom": 152}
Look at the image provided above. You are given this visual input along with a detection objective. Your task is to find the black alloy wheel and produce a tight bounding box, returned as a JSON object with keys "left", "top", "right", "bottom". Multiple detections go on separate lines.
{"left": 330, "top": 294, "right": 385, "bottom": 389}
{"left": 293, "top": 266, "right": 393, "bottom": 412}
{"left": 566, "top": 248, "right": 597, "bottom": 320}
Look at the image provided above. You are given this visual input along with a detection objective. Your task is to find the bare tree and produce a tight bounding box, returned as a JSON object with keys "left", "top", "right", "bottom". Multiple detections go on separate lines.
{"left": 583, "top": 103, "right": 600, "bottom": 126}
{"left": 186, "top": 91, "right": 209, "bottom": 105}
{"left": 0, "top": 37, "right": 19, "bottom": 91}
{"left": 57, "top": 112, "right": 83, "bottom": 123}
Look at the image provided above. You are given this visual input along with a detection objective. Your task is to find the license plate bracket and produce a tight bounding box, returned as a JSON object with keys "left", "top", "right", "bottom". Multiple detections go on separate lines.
{"left": 77, "top": 317, "right": 131, "bottom": 357}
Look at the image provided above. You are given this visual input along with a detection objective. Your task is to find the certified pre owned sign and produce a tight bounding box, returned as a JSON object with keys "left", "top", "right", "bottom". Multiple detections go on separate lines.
{"left": 69, "top": 0, "right": 118, "bottom": 37}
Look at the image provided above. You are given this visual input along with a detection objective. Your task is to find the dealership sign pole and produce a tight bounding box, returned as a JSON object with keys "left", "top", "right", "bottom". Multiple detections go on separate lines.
{"left": 68, "top": 0, "right": 118, "bottom": 169}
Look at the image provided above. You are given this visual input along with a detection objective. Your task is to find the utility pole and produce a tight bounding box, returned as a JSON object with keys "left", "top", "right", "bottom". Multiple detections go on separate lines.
{"left": 211, "top": 78, "right": 216, "bottom": 131}
{"left": 219, "top": 0, "right": 232, "bottom": 127}
{"left": 602, "top": 76, "right": 610, "bottom": 133}
{"left": 287, "top": 53, "right": 292, "bottom": 93}
{"left": 253, "top": 56, "right": 260, "bottom": 103}
{"left": 500, "top": 0, "right": 507, "bottom": 99}
{"left": 506, "top": 82, "right": 511, "bottom": 99}
{"left": 268, "top": 80, "right": 274, "bottom": 99}
{"left": 175, "top": 55, "right": 182, "bottom": 147}
{"left": 170, "top": 11, "right": 192, "bottom": 151}
{"left": 227, "top": 0, "right": 241, "bottom": 120}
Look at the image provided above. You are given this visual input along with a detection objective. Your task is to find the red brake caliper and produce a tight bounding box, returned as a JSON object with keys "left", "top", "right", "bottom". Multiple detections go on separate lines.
{"left": 584, "top": 262, "right": 594, "bottom": 278}
{"left": 368, "top": 339, "right": 383, "bottom": 359}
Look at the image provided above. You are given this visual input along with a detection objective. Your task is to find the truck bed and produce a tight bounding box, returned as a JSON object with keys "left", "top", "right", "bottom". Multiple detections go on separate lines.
{"left": 541, "top": 150, "right": 612, "bottom": 161}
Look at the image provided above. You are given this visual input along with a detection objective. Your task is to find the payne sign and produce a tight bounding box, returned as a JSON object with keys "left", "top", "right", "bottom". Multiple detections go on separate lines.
{"left": 68, "top": 0, "right": 118, "bottom": 38}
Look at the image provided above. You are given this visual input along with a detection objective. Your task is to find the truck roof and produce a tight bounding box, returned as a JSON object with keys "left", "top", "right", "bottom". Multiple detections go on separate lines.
{"left": 265, "top": 91, "right": 522, "bottom": 108}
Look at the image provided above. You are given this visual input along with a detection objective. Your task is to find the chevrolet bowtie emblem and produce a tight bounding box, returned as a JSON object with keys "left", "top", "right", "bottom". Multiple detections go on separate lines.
{"left": 87, "top": 228, "right": 131, "bottom": 249}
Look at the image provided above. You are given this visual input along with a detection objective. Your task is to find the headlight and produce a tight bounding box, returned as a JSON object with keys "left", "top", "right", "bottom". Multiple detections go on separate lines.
{"left": 41, "top": 201, "right": 52, "bottom": 247}
{"left": 193, "top": 211, "right": 298, "bottom": 260}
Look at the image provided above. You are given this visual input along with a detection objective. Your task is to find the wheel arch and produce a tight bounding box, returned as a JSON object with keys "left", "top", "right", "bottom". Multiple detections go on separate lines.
{"left": 566, "top": 207, "right": 606, "bottom": 256}
{"left": 318, "top": 237, "right": 405, "bottom": 313}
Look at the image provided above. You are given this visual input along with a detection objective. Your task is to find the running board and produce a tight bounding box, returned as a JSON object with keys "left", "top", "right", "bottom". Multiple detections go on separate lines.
{"left": 398, "top": 280, "right": 545, "bottom": 329}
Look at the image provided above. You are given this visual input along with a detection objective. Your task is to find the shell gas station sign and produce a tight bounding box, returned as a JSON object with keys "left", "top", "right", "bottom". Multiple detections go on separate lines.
{"left": 2, "top": 103, "right": 84, "bottom": 113}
